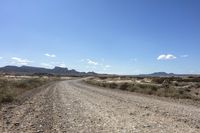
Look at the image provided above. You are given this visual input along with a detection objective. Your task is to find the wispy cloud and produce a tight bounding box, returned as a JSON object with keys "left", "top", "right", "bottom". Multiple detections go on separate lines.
{"left": 41, "top": 61, "right": 67, "bottom": 68}
{"left": 87, "top": 59, "right": 98, "bottom": 65}
{"left": 11, "top": 57, "right": 32, "bottom": 65}
{"left": 0, "top": 57, "right": 3, "bottom": 60}
{"left": 40, "top": 63, "right": 53, "bottom": 68}
{"left": 81, "top": 58, "right": 112, "bottom": 72}
{"left": 102, "top": 65, "right": 112, "bottom": 71}
{"left": 157, "top": 54, "right": 176, "bottom": 60}
{"left": 59, "top": 63, "right": 67, "bottom": 68}
{"left": 44, "top": 53, "right": 56, "bottom": 58}
{"left": 105, "top": 65, "right": 111, "bottom": 68}
{"left": 180, "top": 54, "right": 189, "bottom": 58}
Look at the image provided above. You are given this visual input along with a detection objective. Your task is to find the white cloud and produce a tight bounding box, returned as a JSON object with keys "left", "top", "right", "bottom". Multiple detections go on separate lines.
{"left": 87, "top": 59, "right": 98, "bottom": 65}
{"left": 40, "top": 63, "right": 53, "bottom": 68}
{"left": 0, "top": 57, "right": 3, "bottom": 60}
{"left": 82, "top": 58, "right": 112, "bottom": 72}
{"left": 59, "top": 63, "right": 67, "bottom": 68}
{"left": 44, "top": 53, "right": 56, "bottom": 58}
{"left": 11, "top": 57, "right": 32, "bottom": 65}
{"left": 157, "top": 54, "right": 177, "bottom": 60}
{"left": 41, "top": 61, "right": 67, "bottom": 68}
{"left": 47, "top": 62, "right": 67, "bottom": 68}
{"left": 105, "top": 65, "right": 111, "bottom": 68}
{"left": 180, "top": 55, "right": 189, "bottom": 58}
{"left": 103, "top": 65, "right": 111, "bottom": 71}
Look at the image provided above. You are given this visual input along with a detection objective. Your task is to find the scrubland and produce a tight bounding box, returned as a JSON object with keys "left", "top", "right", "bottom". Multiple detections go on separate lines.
{"left": 84, "top": 76, "right": 200, "bottom": 100}
{"left": 0, "top": 76, "right": 60, "bottom": 105}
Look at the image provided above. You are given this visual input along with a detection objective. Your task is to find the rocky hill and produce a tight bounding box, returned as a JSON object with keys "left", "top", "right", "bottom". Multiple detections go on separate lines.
{"left": 0, "top": 66, "right": 97, "bottom": 76}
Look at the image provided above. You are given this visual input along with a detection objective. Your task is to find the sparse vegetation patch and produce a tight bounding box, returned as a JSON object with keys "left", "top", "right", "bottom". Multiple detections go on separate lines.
{"left": 84, "top": 76, "right": 200, "bottom": 100}
{"left": 0, "top": 77, "right": 59, "bottom": 105}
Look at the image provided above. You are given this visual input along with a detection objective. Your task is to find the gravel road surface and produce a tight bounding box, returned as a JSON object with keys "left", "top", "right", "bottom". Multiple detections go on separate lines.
{"left": 2, "top": 79, "right": 200, "bottom": 133}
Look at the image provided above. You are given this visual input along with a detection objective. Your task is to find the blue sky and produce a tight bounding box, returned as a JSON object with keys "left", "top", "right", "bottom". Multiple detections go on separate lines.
{"left": 0, "top": 0, "right": 200, "bottom": 74}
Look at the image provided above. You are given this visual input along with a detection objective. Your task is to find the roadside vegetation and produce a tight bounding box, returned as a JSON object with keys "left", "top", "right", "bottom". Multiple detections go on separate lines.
{"left": 0, "top": 76, "right": 60, "bottom": 105}
{"left": 84, "top": 76, "right": 200, "bottom": 100}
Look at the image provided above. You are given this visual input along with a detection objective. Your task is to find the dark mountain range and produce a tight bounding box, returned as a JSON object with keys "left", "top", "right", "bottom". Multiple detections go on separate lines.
{"left": 139, "top": 72, "right": 177, "bottom": 77}
{"left": 139, "top": 72, "right": 194, "bottom": 77}
{"left": 146, "top": 72, "right": 176, "bottom": 77}
{"left": 0, "top": 66, "right": 97, "bottom": 76}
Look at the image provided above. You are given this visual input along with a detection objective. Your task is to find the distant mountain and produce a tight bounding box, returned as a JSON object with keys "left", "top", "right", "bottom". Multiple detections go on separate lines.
{"left": 0, "top": 66, "right": 97, "bottom": 76}
{"left": 149, "top": 72, "right": 176, "bottom": 77}
{"left": 139, "top": 72, "right": 176, "bottom": 77}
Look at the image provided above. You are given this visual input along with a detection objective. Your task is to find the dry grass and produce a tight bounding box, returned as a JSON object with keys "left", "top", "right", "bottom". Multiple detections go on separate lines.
{"left": 84, "top": 77, "right": 200, "bottom": 100}
{"left": 0, "top": 77, "right": 59, "bottom": 104}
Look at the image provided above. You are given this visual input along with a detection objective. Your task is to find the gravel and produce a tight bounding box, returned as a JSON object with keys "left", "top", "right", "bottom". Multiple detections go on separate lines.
{"left": 1, "top": 79, "right": 200, "bottom": 133}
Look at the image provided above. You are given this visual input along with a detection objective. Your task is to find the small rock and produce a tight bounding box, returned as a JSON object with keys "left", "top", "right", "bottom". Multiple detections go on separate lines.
{"left": 6, "top": 121, "right": 10, "bottom": 125}
{"left": 143, "top": 125, "right": 151, "bottom": 128}
{"left": 31, "top": 124, "right": 35, "bottom": 128}
{"left": 37, "top": 130, "right": 43, "bottom": 133}
{"left": 14, "top": 122, "right": 20, "bottom": 126}
{"left": 146, "top": 113, "right": 150, "bottom": 116}
{"left": 130, "top": 112, "right": 134, "bottom": 115}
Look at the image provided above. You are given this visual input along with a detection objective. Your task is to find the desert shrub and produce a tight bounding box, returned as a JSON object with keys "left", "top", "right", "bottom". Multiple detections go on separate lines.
{"left": 185, "top": 88, "right": 191, "bottom": 92}
{"left": 85, "top": 79, "right": 95, "bottom": 84}
{"left": 98, "top": 77, "right": 108, "bottom": 80}
{"left": 151, "top": 78, "right": 166, "bottom": 84}
{"left": 136, "top": 84, "right": 147, "bottom": 89}
{"left": 194, "top": 83, "right": 200, "bottom": 88}
{"left": 136, "top": 84, "right": 158, "bottom": 91}
{"left": 173, "top": 81, "right": 179, "bottom": 86}
{"left": 131, "top": 83, "right": 159, "bottom": 95}
{"left": 0, "top": 78, "right": 51, "bottom": 104}
{"left": 14, "top": 79, "right": 47, "bottom": 90}
{"left": 98, "top": 82, "right": 106, "bottom": 87}
{"left": 15, "top": 81, "right": 29, "bottom": 89}
{"left": 85, "top": 78, "right": 199, "bottom": 100}
{"left": 151, "top": 77, "right": 181, "bottom": 84}
{"left": 0, "top": 82, "right": 15, "bottom": 103}
{"left": 1, "top": 92, "right": 14, "bottom": 103}
{"left": 176, "top": 77, "right": 200, "bottom": 82}
{"left": 178, "top": 90, "right": 184, "bottom": 95}
{"left": 108, "top": 82, "right": 118, "bottom": 89}
{"left": 136, "top": 77, "right": 144, "bottom": 80}
{"left": 119, "top": 83, "right": 129, "bottom": 90}
{"left": 127, "top": 84, "right": 134, "bottom": 91}
{"left": 162, "top": 79, "right": 171, "bottom": 88}
{"left": 151, "top": 85, "right": 159, "bottom": 91}
{"left": 157, "top": 87, "right": 176, "bottom": 97}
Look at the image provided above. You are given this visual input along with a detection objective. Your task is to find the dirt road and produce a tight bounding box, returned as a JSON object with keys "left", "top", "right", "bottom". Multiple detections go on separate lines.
{"left": 2, "top": 79, "right": 200, "bottom": 133}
